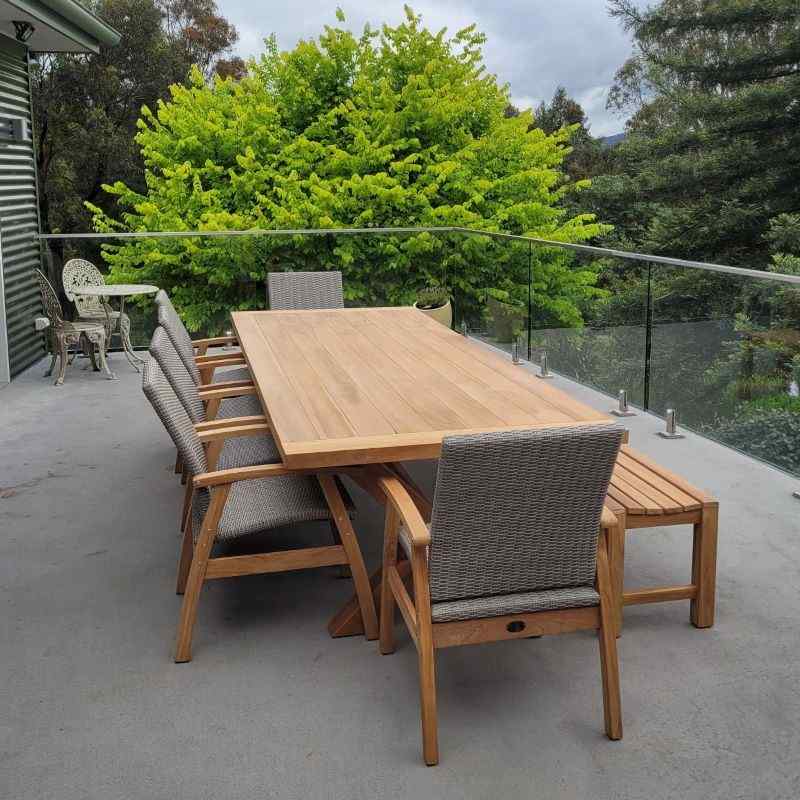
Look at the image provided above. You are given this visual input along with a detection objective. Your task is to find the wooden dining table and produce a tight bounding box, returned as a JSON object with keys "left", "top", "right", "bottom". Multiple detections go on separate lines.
{"left": 231, "top": 306, "right": 618, "bottom": 636}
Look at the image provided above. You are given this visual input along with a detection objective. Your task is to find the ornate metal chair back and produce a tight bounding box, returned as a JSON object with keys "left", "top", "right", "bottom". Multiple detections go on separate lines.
{"left": 35, "top": 269, "right": 65, "bottom": 330}
{"left": 62, "top": 258, "right": 106, "bottom": 317}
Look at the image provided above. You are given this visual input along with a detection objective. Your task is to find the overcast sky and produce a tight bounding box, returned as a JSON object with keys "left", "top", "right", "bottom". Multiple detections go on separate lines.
{"left": 217, "top": 1, "right": 647, "bottom": 137}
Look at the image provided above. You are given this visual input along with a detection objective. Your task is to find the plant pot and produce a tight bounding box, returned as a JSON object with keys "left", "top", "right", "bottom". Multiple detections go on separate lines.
{"left": 413, "top": 299, "right": 452, "bottom": 328}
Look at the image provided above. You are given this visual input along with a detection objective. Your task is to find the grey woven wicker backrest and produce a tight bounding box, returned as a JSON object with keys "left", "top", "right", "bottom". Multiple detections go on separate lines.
{"left": 142, "top": 357, "right": 207, "bottom": 476}
{"left": 427, "top": 425, "right": 624, "bottom": 604}
{"left": 149, "top": 326, "right": 205, "bottom": 423}
{"left": 154, "top": 292, "right": 200, "bottom": 385}
{"left": 267, "top": 271, "right": 344, "bottom": 310}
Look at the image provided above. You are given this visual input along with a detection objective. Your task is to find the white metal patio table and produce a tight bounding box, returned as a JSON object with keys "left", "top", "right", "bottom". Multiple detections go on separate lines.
{"left": 71, "top": 283, "right": 159, "bottom": 371}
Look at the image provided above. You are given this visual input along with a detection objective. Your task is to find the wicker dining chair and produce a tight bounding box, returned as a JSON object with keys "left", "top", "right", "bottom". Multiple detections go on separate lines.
{"left": 35, "top": 269, "right": 115, "bottom": 386}
{"left": 378, "top": 424, "right": 626, "bottom": 765}
{"left": 149, "top": 325, "right": 280, "bottom": 526}
{"left": 62, "top": 258, "right": 132, "bottom": 358}
{"left": 154, "top": 290, "right": 249, "bottom": 386}
{"left": 141, "top": 358, "right": 378, "bottom": 662}
{"left": 267, "top": 270, "right": 344, "bottom": 310}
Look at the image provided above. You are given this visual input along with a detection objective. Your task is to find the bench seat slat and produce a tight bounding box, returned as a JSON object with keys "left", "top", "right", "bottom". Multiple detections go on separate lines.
{"left": 613, "top": 462, "right": 699, "bottom": 513}
{"left": 607, "top": 484, "right": 646, "bottom": 516}
{"left": 610, "top": 469, "right": 672, "bottom": 514}
{"left": 616, "top": 452, "right": 701, "bottom": 510}
{"left": 619, "top": 446, "right": 715, "bottom": 506}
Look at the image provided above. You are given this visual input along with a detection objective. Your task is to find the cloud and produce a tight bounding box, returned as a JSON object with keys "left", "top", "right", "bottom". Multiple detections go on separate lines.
{"left": 217, "top": 0, "right": 644, "bottom": 137}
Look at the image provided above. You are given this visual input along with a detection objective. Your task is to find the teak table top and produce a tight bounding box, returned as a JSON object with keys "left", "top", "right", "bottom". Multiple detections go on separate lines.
{"left": 232, "top": 307, "right": 612, "bottom": 469}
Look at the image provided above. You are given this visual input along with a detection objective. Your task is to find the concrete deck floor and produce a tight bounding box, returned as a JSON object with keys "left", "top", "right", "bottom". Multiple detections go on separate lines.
{"left": 2, "top": 348, "right": 800, "bottom": 800}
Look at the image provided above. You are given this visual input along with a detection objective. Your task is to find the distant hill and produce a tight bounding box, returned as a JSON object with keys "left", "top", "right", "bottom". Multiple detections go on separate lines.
{"left": 599, "top": 132, "right": 626, "bottom": 148}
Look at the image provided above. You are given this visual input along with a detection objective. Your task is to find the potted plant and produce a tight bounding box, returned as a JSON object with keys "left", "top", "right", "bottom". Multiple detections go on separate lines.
{"left": 413, "top": 285, "right": 452, "bottom": 328}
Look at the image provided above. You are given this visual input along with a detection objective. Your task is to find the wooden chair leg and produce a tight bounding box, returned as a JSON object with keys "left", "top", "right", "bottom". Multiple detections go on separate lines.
{"left": 176, "top": 515, "right": 194, "bottom": 595}
{"left": 174, "top": 486, "right": 229, "bottom": 663}
{"left": 180, "top": 479, "right": 193, "bottom": 532}
{"left": 407, "top": 544, "right": 439, "bottom": 765}
{"left": 174, "top": 453, "right": 183, "bottom": 474}
{"left": 418, "top": 635, "right": 438, "bottom": 766}
{"left": 318, "top": 475, "right": 379, "bottom": 640}
{"left": 597, "top": 536, "right": 623, "bottom": 740}
{"left": 691, "top": 503, "right": 718, "bottom": 628}
{"left": 379, "top": 506, "right": 400, "bottom": 655}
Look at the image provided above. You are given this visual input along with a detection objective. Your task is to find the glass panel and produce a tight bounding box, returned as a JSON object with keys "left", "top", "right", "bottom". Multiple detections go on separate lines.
{"left": 649, "top": 264, "right": 800, "bottom": 476}
{"left": 528, "top": 246, "right": 648, "bottom": 408}
{"left": 459, "top": 237, "right": 529, "bottom": 356}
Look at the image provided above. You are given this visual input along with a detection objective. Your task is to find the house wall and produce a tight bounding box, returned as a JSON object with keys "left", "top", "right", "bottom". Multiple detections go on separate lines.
{"left": 0, "top": 33, "right": 44, "bottom": 382}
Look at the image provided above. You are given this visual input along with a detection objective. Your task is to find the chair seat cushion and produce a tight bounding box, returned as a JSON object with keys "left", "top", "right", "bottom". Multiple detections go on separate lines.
{"left": 80, "top": 309, "right": 126, "bottom": 321}
{"left": 192, "top": 476, "right": 353, "bottom": 542}
{"left": 62, "top": 320, "right": 107, "bottom": 334}
{"left": 217, "top": 394, "right": 264, "bottom": 420}
{"left": 217, "top": 432, "right": 281, "bottom": 470}
{"left": 213, "top": 366, "right": 251, "bottom": 384}
{"left": 214, "top": 396, "right": 278, "bottom": 467}
{"left": 431, "top": 586, "right": 600, "bottom": 623}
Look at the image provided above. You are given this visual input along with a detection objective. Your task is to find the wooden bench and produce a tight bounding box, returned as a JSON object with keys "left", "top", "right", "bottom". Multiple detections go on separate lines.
{"left": 605, "top": 445, "right": 719, "bottom": 631}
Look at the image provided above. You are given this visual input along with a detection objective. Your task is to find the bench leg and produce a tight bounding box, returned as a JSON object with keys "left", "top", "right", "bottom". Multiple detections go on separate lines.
{"left": 607, "top": 513, "right": 626, "bottom": 637}
{"left": 690, "top": 504, "right": 718, "bottom": 628}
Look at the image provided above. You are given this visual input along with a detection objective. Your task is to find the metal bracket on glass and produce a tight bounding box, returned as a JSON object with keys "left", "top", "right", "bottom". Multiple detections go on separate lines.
{"left": 535, "top": 350, "right": 553, "bottom": 379}
{"left": 793, "top": 491, "right": 800, "bottom": 500}
{"left": 657, "top": 408, "right": 685, "bottom": 439}
{"left": 611, "top": 389, "right": 636, "bottom": 417}
{"left": 511, "top": 339, "right": 522, "bottom": 365}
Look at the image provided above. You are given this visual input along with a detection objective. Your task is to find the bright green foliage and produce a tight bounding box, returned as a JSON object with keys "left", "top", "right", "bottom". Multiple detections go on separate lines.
{"left": 89, "top": 8, "right": 608, "bottom": 331}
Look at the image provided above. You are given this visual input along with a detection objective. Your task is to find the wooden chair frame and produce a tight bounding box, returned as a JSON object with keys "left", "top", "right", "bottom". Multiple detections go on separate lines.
{"left": 174, "top": 422, "right": 379, "bottom": 663}
{"left": 377, "top": 475, "right": 622, "bottom": 766}
{"left": 192, "top": 334, "right": 238, "bottom": 356}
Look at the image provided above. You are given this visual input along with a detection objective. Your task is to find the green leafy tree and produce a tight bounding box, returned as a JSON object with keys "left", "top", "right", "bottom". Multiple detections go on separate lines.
{"left": 33, "top": 0, "right": 242, "bottom": 270}
{"left": 590, "top": 0, "right": 800, "bottom": 267}
{"left": 89, "top": 8, "right": 609, "bottom": 331}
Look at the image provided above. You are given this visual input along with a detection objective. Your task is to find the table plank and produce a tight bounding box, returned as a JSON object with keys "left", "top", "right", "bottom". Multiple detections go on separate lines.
{"left": 232, "top": 307, "right": 614, "bottom": 469}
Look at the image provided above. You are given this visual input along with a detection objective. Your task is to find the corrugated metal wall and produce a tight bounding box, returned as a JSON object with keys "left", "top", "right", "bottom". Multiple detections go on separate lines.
{"left": 0, "top": 36, "right": 43, "bottom": 378}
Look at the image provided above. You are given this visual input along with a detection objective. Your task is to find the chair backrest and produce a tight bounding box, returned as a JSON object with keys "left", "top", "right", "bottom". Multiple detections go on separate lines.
{"left": 267, "top": 271, "right": 344, "bottom": 310}
{"left": 62, "top": 258, "right": 106, "bottom": 317}
{"left": 35, "top": 269, "right": 65, "bottom": 327}
{"left": 154, "top": 291, "right": 201, "bottom": 385}
{"left": 427, "top": 424, "right": 624, "bottom": 605}
{"left": 149, "top": 326, "right": 205, "bottom": 423}
{"left": 142, "top": 357, "right": 207, "bottom": 476}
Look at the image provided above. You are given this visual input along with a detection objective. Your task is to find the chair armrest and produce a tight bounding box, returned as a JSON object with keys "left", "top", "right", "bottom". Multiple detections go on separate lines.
{"left": 198, "top": 379, "right": 253, "bottom": 392}
{"left": 195, "top": 353, "right": 246, "bottom": 366}
{"left": 197, "top": 384, "right": 257, "bottom": 401}
{"left": 378, "top": 475, "right": 431, "bottom": 547}
{"left": 195, "top": 415, "right": 267, "bottom": 432}
{"left": 193, "top": 462, "right": 319, "bottom": 488}
{"left": 197, "top": 422, "right": 270, "bottom": 444}
{"left": 193, "top": 335, "right": 238, "bottom": 355}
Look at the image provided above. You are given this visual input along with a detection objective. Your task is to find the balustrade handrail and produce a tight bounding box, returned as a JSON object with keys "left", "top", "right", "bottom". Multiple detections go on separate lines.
{"left": 34, "top": 225, "right": 800, "bottom": 285}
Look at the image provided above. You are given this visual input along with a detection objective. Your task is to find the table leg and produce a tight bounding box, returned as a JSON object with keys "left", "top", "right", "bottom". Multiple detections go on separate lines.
{"left": 327, "top": 464, "right": 430, "bottom": 638}
{"left": 118, "top": 296, "right": 145, "bottom": 370}
{"left": 328, "top": 560, "right": 411, "bottom": 637}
